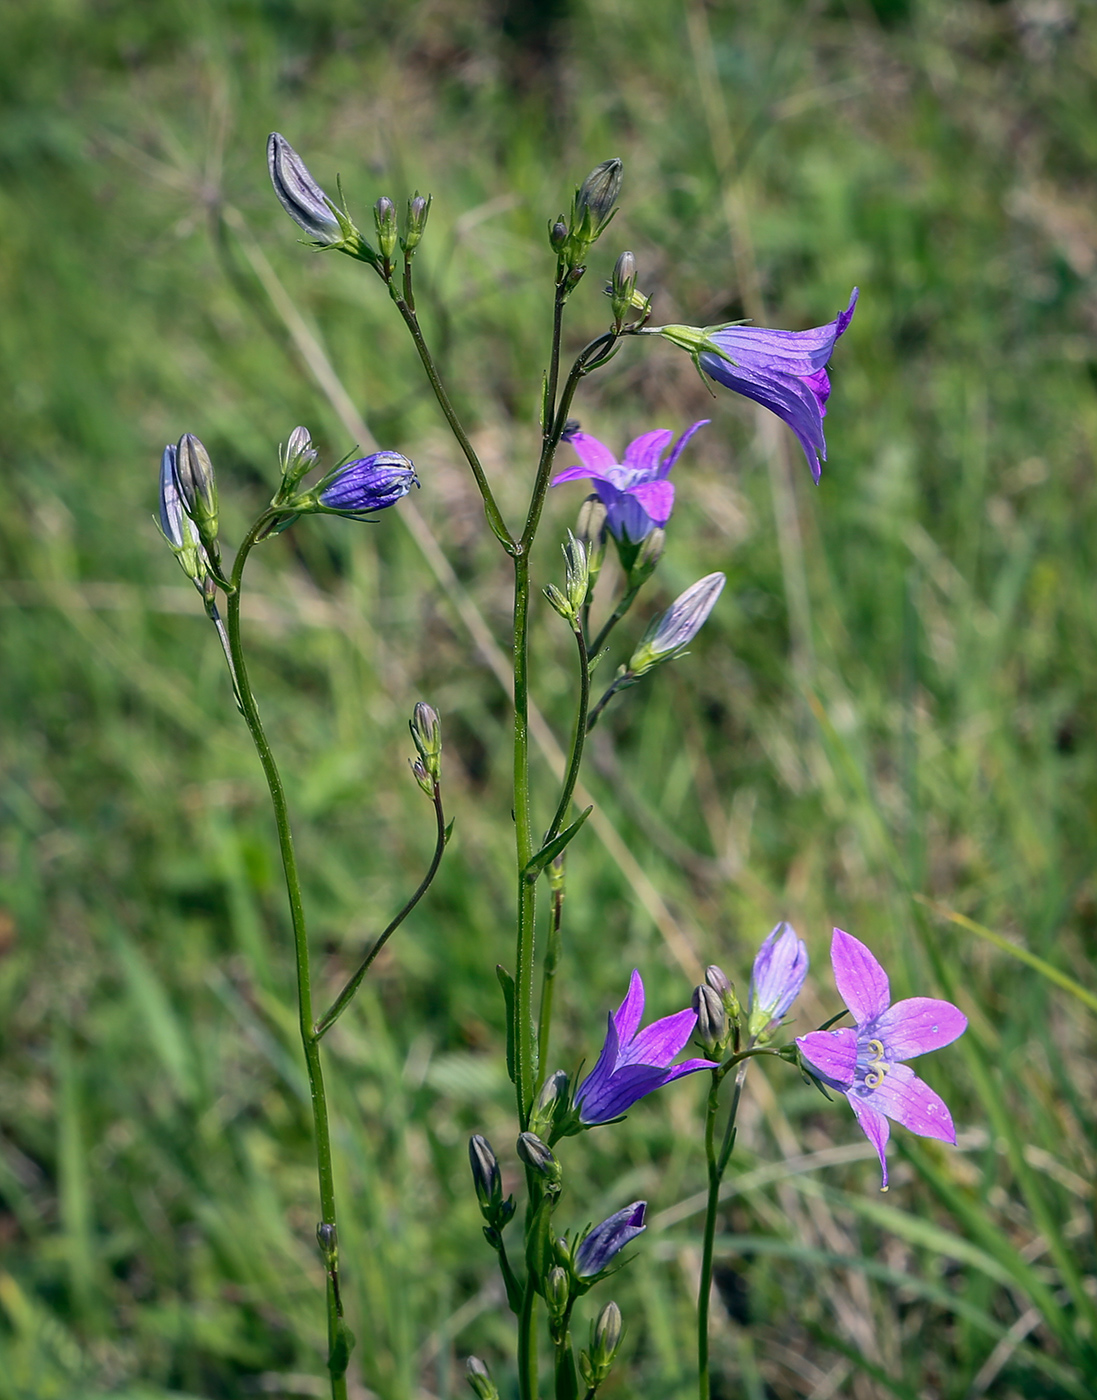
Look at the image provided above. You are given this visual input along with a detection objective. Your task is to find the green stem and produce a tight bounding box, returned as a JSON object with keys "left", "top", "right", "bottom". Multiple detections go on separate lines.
{"left": 387, "top": 278, "right": 513, "bottom": 551}
{"left": 537, "top": 877, "right": 565, "bottom": 1072}
{"left": 545, "top": 624, "right": 590, "bottom": 844}
{"left": 589, "top": 584, "right": 640, "bottom": 659}
{"left": 698, "top": 1062, "right": 748, "bottom": 1400}
{"left": 585, "top": 673, "right": 633, "bottom": 733}
{"left": 513, "top": 550, "right": 537, "bottom": 1127}
{"left": 314, "top": 780, "right": 447, "bottom": 1038}
{"left": 518, "top": 1265, "right": 539, "bottom": 1400}
{"left": 225, "top": 516, "right": 348, "bottom": 1400}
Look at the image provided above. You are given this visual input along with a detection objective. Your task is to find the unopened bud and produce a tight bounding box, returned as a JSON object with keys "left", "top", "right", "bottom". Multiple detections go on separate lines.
{"left": 175, "top": 433, "right": 219, "bottom": 553}
{"left": 157, "top": 444, "right": 208, "bottom": 590}
{"left": 404, "top": 192, "right": 432, "bottom": 252}
{"left": 575, "top": 158, "right": 623, "bottom": 227}
{"left": 465, "top": 1357, "right": 499, "bottom": 1400}
{"left": 267, "top": 133, "right": 342, "bottom": 245}
{"left": 593, "top": 1300, "right": 622, "bottom": 1363}
{"left": 374, "top": 196, "right": 398, "bottom": 259}
{"left": 529, "top": 1069, "right": 569, "bottom": 1139}
{"left": 692, "top": 984, "right": 728, "bottom": 1055}
{"left": 469, "top": 1135, "right": 501, "bottom": 1215}
{"left": 316, "top": 1221, "right": 338, "bottom": 1264}
{"left": 610, "top": 250, "right": 638, "bottom": 323}
{"left": 280, "top": 425, "right": 319, "bottom": 487}
{"left": 549, "top": 218, "right": 568, "bottom": 253}
{"left": 410, "top": 702, "right": 442, "bottom": 786}
{"left": 516, "top": 1132, "right": 561, "bottom": 1186}
{"left": 546, "top": 1265, "right": 569, "bottom": 1316}
{"left": 629, "top": 573, "right": 726, "bottom": 677}
{"left": 706, "top": 963, "right": 741, "bottom": 1020}
{"left": 628, "top": 527, "right": 664, "bottom": 587}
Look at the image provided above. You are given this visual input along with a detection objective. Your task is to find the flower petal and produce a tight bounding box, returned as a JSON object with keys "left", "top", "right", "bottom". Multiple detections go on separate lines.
{"left": 854, "top": 1063, "right": 956, "bottom": 1145}
{"left": 875, "top": 998, "right": 967, "bottom": 1059}
{"left": 660, "top": 419, "right": 710, "bottom": 478}
{"left": 628, "top": 479, "right": 675, "bottom": 528}
{"left": 848, "top": 1093, "right": 891, "bottom": 1188}
{"left": 613, "top": 969, "right": 646, "bottom": 1044}
{"left": 796, "top": 1027, "right": 857, "bottom": 1087}
{"left": 697, "top": 356, "right": 829, "bottom": 481}
{"left": 564, "top": 431, "right": 619, "bottom": 475}
{"left": 551, "top": 463, "right": 608, "bottom": 487}
{"left": 659, "top": 1057, "right": 714, "bottom": 1084}
{"left": 830, "top": 929, "right": 890, "bottom": 1025}
{"left": 622, "top": 1006, "right": 697, "bottom": 1067}
{"left": 575, "top": 1201, "right": 646, "bottom": 1276}
{"left": 622, "top": 429, "right": 674, "bottom": 477}
{"left": 576, "top": 1062, "right": 670, "bottom": 1124}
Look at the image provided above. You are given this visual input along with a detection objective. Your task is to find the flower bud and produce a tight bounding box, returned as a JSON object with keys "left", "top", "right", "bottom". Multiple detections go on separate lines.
{"left": 465, "top": 1357, "right": 499, "bottom": 1400}
{"left": 404, "top": 192, "right": 432, "bottom": 252}
{"left": 158, "top": 444, "right": 208, "bottom": 591}
{"left": 174, "top": 433, "right": 220, "bottom": 559}
{"left": 592, "top": 1300, "right": 622, "bottom": 1367}
{"left": 298, "top": 451, "right": 418, "bottom": 519}
{"left": 410, "top": 702, "right": 442, "bottom": 787}
{"left": 280, "top": 425, "right": 319, "bottom": 486}
{"left": 748, "top": 922, "right": 808, "bottom": 1039}
{"left": 628, "top": 573, "right": 726, "bottom": 677}
{"left": 545, "top": 1265, "right": 569, "bottom": 1317}
{"left": 610, "top": 250, "right": 638, "bottom": 323}
{"left": 469, "top": 1134, "right": 502, "bottom": 1216}
{"left": 316, "top": 1221, "right": 338, "bottom": 1265}
{"left": 692, "top": 983, "right": 728, "bottom": 1056}
{"left": 516, "top": 1132, "right": 561, "bottom": 1187}
{"left": 706, "top": 963, "right": 741, "bottom": 1021}
{"left": 628, "top": 527, "right": 664, "bottom": 587}
{"left": 549, "top": 217, "right": 569, "bottom": 253}
{"left": 575, "top": 158, "right": 623, "bottom": 227}
{"left": 575, "top": 495, "right": 608, "bottom": 590}
{"left": 574, "top": 1202, "right": 645, "bottom": 1278}
{"left": 374, "top": 196, "right": 398, "bottom": 259}
{"left": 529, "top": 1069, "right": 570, "bottom": 1140}
{"left": 267, "top": 132, "right": 342, "bottom": 245}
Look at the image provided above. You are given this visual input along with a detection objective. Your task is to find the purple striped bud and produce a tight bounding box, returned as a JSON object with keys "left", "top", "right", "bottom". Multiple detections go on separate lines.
{"left": 312, "top": 451, "right": 418, "bottom": 517}
{"left": 574, "top": 1202, "right": 645, "bottom": 1278}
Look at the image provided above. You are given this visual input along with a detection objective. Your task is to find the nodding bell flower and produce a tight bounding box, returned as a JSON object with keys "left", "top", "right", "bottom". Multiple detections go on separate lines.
{"left": 288, "top": 451, "right": 418, "bottom": 520}
{"left": 267, "top": 133, "right": 374, "bottom": 263}
{"left": 628, "top": 572, "right": 726, "bottom": 677}
{"left": 574, "top": 1202, "right": 646, "bottom": 1278}
{"left": 747, "top": 922, "right": 809, "bottom": 1039}
{"left": 653, "top": 290, "right": 858, "bottom": 483}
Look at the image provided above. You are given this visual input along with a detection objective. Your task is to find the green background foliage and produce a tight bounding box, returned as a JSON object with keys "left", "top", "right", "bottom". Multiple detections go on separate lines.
{"left": 1, "top": 0, "right": 1095, "bottom": 1395}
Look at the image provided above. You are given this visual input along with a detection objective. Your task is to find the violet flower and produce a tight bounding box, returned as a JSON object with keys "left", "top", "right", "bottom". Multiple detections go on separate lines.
{"left": 575, "top": 970, "right": 710, "bottom": 1124}
{"left": 796, "top": 929, "right": 967, "bottom": 1188}
{"left": 747, "top": 922, "right": 808, "bottom": 1038}
{"left": 550, "top": 421, "right": 709, "bottom": 543}
{"left": 316, "top": 451, "right": 419, "bottom": 517}
{"left": 657, "top": 291, "right": 857, "bottom": 483}
{"left": 575, "top": 1201, "right": 646, "bottom": 1277}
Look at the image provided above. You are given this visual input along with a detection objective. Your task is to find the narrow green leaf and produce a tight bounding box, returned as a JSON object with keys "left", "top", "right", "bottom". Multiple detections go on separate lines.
{"left": 497, "top": 965, "right": 517, "bottom": 1085}
{"left": 524, "top": 807, "right": 593, "bottom": 882}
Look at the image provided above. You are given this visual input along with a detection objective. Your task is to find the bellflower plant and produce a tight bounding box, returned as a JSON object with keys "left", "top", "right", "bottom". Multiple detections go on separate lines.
{"left": 797, "top": 929, "right": 967, "bottom": 1188}
{"left": 654, "top": 289, "right": 858, "bottom": 481}
{"left": 574, "top": 970, "right": 710, "bottom": 1124}
{"left": 153, "top": 129, "right": 880, "bottom": 1400}
{"left": 550, "top": 420, "right": 708, "bottom": 542}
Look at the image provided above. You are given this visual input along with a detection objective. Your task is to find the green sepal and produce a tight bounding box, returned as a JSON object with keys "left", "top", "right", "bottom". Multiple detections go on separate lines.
{"left": 496, "top": 965, "right": 517, "bottom": 1085}
{"left": 444, "top": 818, "right": 456, "bottom": 846}
{"left": 327, "top": 1319, "right": 356, "bottom": 1376}
{"left": 524, "top": 807, "right": 593, "bottom": 883}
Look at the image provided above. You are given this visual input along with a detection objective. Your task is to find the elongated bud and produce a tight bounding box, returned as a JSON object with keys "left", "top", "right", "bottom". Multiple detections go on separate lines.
{"left": 175, "top": 433, "right": 219, "bottom": 556}
{"left": 706, "top": 963, "right": 742, "bottom": 1021}
{"left": 267, "top": 133, "right": 342, "bottom": 244}
{"left": 575, "top": 1202, "right": 645, "bottom": 1278}
{"left": 157, "top": 444, "right": 208, "bottom": 591}
{"left": 410, "top": 702, "right": 442, "bottom": 787}
{"left": 404, "top": 192, "right": 432, "bottom": 252}
{"left": 374, "top": 196, "right": 398, "bottom": 259}
{"left": 465, "top": 1357, "right": 499, "bottom": 1400}
{"left": 316, "top": 1221, "right": 338, "bottom": 1264}
{"left": 628, "top": 527, "right": 664, "bottom": 587}
{"left": 593, "top": 1300, "right": 622, "bottom": 1364}
{"left": 294, "top": 451, "right": 418, "bottom": 519}
{"left": 692, "top": 983, "right": 728, "bottom": 1056}
{"left": 549, "top": 217, "right": 568, "bottom": 253}
{"left": 280, "top": 425, "right": 319, "bottom": 487}
{"left": 575, "top": 495, "right": 608, "bottom": 590}
{"left": 529, "top": 1069, "right": 570, "bottom": 1140}
{"left": 469, "top": 1134, "right": 501, "bottom": 1214}
{"left": 576, "top": 158, "right": 623, "bottom": 227}
{"left": 517, "top": 1132, "right": 562, "bottom": 1187}
{"left": 628, "top": 573, "right": 726, "bottom": 677}
{"left": 748, "top": 922, "right": 809, "bottom": 1039}
{"left": 610, "top": 249, "right": 638, "bottom": 323}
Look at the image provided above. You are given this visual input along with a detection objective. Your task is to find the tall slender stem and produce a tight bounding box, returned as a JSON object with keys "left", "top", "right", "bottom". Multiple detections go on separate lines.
{"left": 545, "top": 624, "right": 590, "bottom": 844}
{"left": 697, "top": 1062, "right": 748, "bottom": 1400}
{"left": 225, "top": 519, "right": 348, "bottom": 1400}
{"left": 537, "top": 879, "right": 565, "bottom": 1072}
{"left": 388, "top": 278, "right": 513, "bottom": 551}
{"left": 513, "top": 550, "right": 538, "bottom": 1128}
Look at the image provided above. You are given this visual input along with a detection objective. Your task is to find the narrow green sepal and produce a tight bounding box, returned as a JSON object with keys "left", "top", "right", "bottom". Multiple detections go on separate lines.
{"left": 524, "top": 807, "right": 593, "bottom": 882}
{"left": 497, "top": 965, "right": 517, "bottom": 1085}
{"left": 444, "top": 818, "right": 456, "bottom": 846}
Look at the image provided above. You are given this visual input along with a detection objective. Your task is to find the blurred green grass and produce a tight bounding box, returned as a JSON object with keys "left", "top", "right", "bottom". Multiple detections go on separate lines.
{"left": 1, "top": 0, "right": 1096, "bottom": 1396}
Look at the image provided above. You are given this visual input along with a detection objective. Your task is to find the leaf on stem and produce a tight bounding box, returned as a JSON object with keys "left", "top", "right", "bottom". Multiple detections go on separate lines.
{"left": 524, "top": 808, "right": 593, "bottom": 883}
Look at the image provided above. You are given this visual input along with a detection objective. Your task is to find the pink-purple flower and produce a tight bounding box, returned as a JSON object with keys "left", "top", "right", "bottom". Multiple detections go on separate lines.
{"left": 698, "top": 291, "right": 857, "bottom": 483}
{"left": 550, "top": 421, "right": 709, "bottom": 543}
{"left": 747, "top": 922, "right": 809, "bottom": 1038}
{"left": 796, "top": 929, "right": 967, "bottom": 1189}
{"left": 575, "top": 970, "right": 711, "bottom": 1124}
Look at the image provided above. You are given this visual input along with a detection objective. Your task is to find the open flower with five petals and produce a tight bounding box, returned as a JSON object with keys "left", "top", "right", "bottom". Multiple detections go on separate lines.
{"left": 550, "top": 421, "right": 708, "bottom": 543}
{"left": 796, "top": 929, "right": 966, "bottom": 1188}
{"left": 575, "top": 970, "right": 710, "bottom": 1124}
